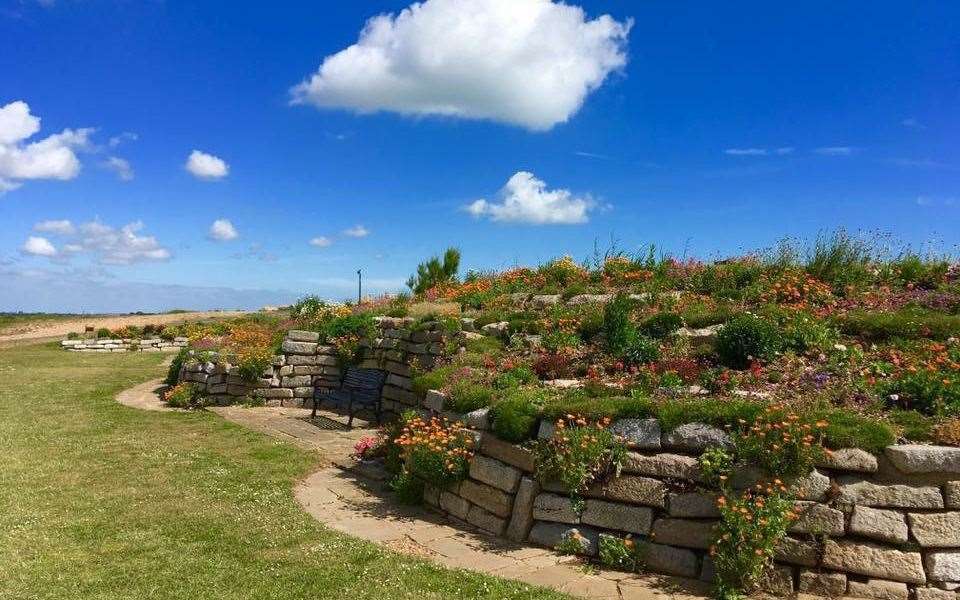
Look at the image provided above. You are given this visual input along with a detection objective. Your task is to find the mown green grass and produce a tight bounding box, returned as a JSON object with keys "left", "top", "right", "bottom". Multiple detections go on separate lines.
{"left": 0, "top": 343, "right": 568, "bottom": 600}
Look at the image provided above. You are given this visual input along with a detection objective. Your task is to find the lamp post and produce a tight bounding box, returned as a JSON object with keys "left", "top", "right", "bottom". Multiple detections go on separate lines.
{"left": 357, "top": 269, "right": 362, "bottom": 305}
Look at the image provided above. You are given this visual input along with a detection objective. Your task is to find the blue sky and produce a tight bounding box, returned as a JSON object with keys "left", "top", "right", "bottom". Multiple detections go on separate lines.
{"left": 1, "top": 0, "right": 957, "bottom": 312}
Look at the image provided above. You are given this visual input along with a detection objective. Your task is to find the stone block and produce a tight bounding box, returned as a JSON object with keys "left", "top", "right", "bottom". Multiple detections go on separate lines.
{"left": 280, "top": 375, "right": 312, "bottom": 388}
{"left": 458, "top": 479, "right": 513, "bottom": 518}
{"left": 799, "top": 570, "right": 846, "bottom": 596}
{"left": 661, "top": 422, "right": 734, "bottom": 452}
{"left": 790, "top": 501, "right": 846, "bottom": 536}
{"left": 818, "top": 448, "right": 879, "bottom": 473}
{"left": 838, "top": 477, "right": 944, "bottom": 509}
{"left": 846, "top": 579, "right": 909, "bottom": 600}
{"left": 293, "top": 387, "right": 313, "bottom": 398}
{"left": 423, "top": 389, "right": 446, "bottom": 412}
{"left": 945, "top": 482, "right": 960, "bottom": 509}
{"left": 466, "top": 504, "right": 507, "bottom": 536}
{"left": 293, "top": 366, "right": 324, "bottom": 375}
{"left": 439, "top": 491, "right": 470, "bottom": 520}
{"left": 792, "top": 469, "right": 831, "bottom": 502}
{"left": 635, "top": 541, "right": 699, "bottom": 578}
{"left": 463, "top": 408, "right": 490, "bottom": 430}
{"left": 609, "top": 418, "right": 661, "bottom": 450}
{"left": 469, "top": 455, "right": 521, "bottom": 493}
{"left": 533, "top": 493, "right": 579, "bottom": 524}
{"left": 669, "top": 492, "right": 720, "bottom": 518}
{"left": 886, "top": 445, "right": 960, "bottom": 475}
{"left": 650, "top": 518, "right": 714, "bottom": 550}
{"left": 623, "top": 452, "right": 702, "bottom": 481}
{"left": 287, "top": 330, "right": 320, "bottom": 342}
{"left": 774, "top": 535, "right": 820, "bottom": 567}
{"left": 758, "top": 564, "right": 795, "bottom": 595}
{"left": 479, "top": 434, "right": 535, "bottom": 473}
{"left": 907, "top": 512, "right": 960, "bottom": 547}
{"left": 821, "top": 540, "right": 926, "bottom": 584}
{"left": 588, "top": 475, "right": 667, "bottom": 508}
{"left": 926, "top": 552, "right": 960, "bottom": 582}
{"left": 537, "top": 419, "right": 556, "bottom": 440}
{"left": 916, "top": 589, "right": 958, "bottom": 600}
{"left": 506, "top": 477, "right": 539, "bottom": 542}
{"left": 849, "top": 506, "right": 909, "bottom": 544}
{"left": 281, "top": 340, "right": 317, "bottom": 355}
{"left": 581, "top": 499, "right": 653, "bottom": 535}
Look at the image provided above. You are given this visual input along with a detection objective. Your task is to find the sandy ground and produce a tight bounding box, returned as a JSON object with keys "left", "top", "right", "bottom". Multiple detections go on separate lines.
{"left": 0, "top": 310, "right": 248, "bottom": 345}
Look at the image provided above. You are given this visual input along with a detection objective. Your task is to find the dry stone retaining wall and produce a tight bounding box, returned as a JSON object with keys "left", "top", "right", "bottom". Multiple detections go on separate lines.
{"left": 419, "top": 392, "right": 960, "bottom": 597}
{"left": 177, "top": 317, "right": 454, "bottom": 410}
{"left": 61, "top": 337, "right": 188, "bottom": 352}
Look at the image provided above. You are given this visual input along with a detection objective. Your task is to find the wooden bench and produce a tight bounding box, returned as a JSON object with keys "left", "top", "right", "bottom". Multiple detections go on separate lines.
{"left": 312, "top": 367, "right": 388, "bottom": 426}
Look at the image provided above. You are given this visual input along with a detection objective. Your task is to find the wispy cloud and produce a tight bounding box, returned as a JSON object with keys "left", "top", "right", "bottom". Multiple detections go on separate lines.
{"left": 723, "top": 147, "right": 793, "bottom": 157}
{"left": 888, "top": 158, "right": 949, "bottom": 169}
{"left": 22, "top": 219, "right": 171, "bottom": 265}
{"left": 208, "top": 219, "right": 239, "bottom": 241}
{"left": 467, "top": 171, "right": 595, "bottom": 225}
{"left": 103, "top": 156, "right": 134, "bottom": 181}
{"left": 916, "top": 195, "right": 957, "bottom": 207}
{"left": 814, "top": 146, "right": 854, "bottom": 156}
{"left": 342, "top": 225, "right": 370, "bottom": 238}
{"left": 901, "top": 118, "right": 926, "bottom": 130}
{"left": 574, "top": 151, "right": 612, "bottom": 160}
{"left": 309, "top": 236, "right": 333, "bottom": 247}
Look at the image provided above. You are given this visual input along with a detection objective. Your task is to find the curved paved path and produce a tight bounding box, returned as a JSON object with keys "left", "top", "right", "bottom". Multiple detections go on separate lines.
{"left": 116, "top": 380, "right": 710, "bottom": 600}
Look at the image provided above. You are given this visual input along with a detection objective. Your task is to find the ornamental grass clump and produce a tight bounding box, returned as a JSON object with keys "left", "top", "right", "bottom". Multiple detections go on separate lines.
{"left": 162, "top": 382, "right": 207, "bottom": 409}
{"left": 533, "top": 415, "right": 627, "bottom": 513}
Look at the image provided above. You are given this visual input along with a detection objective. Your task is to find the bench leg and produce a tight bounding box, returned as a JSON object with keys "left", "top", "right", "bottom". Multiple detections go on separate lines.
{"left": 347, "top": 397, "right": 354, "bottom": 428}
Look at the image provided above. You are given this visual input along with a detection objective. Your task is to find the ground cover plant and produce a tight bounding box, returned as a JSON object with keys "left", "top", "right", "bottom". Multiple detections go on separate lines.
{"left": 0, "top": 342, "right": 569, "bottom": 600}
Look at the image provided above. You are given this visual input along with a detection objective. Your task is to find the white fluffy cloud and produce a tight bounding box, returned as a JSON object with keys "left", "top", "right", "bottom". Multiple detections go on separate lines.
{"left": 343, "top": 225, "right": 370, "bottom": 238}
{"left": 0, "top": 100, "right": 93, "bottom": 193}
{"left": 309, "top": 236, "right": 333, "bottom": 247}
{"left": 467, "top": 171, "right": 594, "bottom": 224}
{"left": 208, "top": 219, "right": 239, "bottom": 241}
{"left": 103, "top": 156, "right": 134, "bottom": 181}
{"left": 22, "top": 219, "right": 170, "bottom": 264}
{"left": 22, "top": 236, "right": 57, "bottom": 257}
{"left": 290, "top": 0, "right": 631, "bottom": 131}
{"left": 185, "top": 150, "right": 229, "bottom": 179}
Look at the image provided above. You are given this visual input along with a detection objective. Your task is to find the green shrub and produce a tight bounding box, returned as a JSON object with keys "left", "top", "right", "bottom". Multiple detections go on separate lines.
{"left": 715, "top": 313, "right": 781, "bottom": 369}
{"left": 698, "top": 447, "right": 734, "bottom": 489}
{"left": 541, "top": 330, "right": 581, "bottom": 353}
{"left": 638, "top": 312, "right": 683, "bottom": 338}
{"left": 892, "top": 253, "right": 949, "bottom": 289}
{"left": 656, "top": 397, "right": 764, "bottom": 432}
{"left": 447, "top": 381, "right": 494, "bottom": 413}
{"left": 598, "top": 535, "right": 639, "bottom": 571}
{"left": 621, "top": 334, "right": 660, "bottom": 365}
{"left": 162, "top": 382, "right": 207, "bottom": 409}
{"left": 603, "top": 294, "right": 636, "bottom": 355}
{"left": 66, "top": 331, "right": 79, "bottom": 340}
{"left": 681, "top": 302, "right": 736, "bottom": 328}
{"left": 736, "top": 409, "right": 826, "bottom": 480}
{"left": 576, "top": 306, "right": 605, "bottom": 340}
{"left": 883, "top": 370, "right": 960, "bottom": 416}
{"left": 166, "top": 348, "right": 189, "bottom": 386}
{"left": 492, "top": 365, "right": 537, "bottom": 390}
{"left": 390, "top": 470, "right": 425, "bottom": 505}
{"left": 490, "top": 389, "right": 544, "bottom": 443}
{"left": 541, "top": 394, "right": 655, "bottom": 422}
{"left": 889, "top": 410, "right": 935, "bottom": 442}
{"left": 96, "top": 327, "right": 112, "bottom": 338}
{"left": 814, "top": 408, "right": 896, "bottom": 453}
{"left": 411, "top": 365, "right": 455, "bottom": 397}
{"left": 837, "top": 308, "right": 960, "bottom": 341}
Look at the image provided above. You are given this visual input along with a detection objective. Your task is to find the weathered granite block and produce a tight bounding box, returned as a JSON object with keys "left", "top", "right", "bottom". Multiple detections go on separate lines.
{"left": 506, "top": 477, "right": 539, "bottom": 542}
{"left": 822, "top": 540, "right": 926, "bottom": 584}
{"left": 588, "top": 475, "right": 667, "bottom": 508}
{"left": 609, "top": 418, "right": 661, "bottom": 449}
{"left": 528, "top": 522, "right": 599, "bottom": 556}
{"left": 849, "top": 506, "right": 909, "bottom": 544}
{"left": 661, "top": 422, "right": 733, "bottom": 452}
{"left": 650, "top": 518, "right": 714, "bottom": 550}
{"left": 774, "top": 535, "right": 820, "bottom": 567}
{"left": 466, "top": 504, "right": 507, "bottom": 536}
{"left": 287, "top": 330, "right": 320, "bottom": 342}
{"left": 581, "top": 499, "right": 653, "bottom": 535}
{"left": 838, "top": 477, "right": 944, "bottom": 509}
{"left": 469, "top": 455, "right": 521, "bottom": 493}
{"left": 668, "top": 492, "right": 720, "bottom": 518}
{"left": 886, "top": 446, "right": 960, "bottom": 475}
{"left": 847, "top": 579, "right": 909, "bottom": 600}
{"left": 281, "top": 340, "right": 317, "bottom": 355}
{"left": 439, "top": 491, "right": 470, "bottom": 520}
{"left": 799, "top": 570, "right": 847, "bottom": 596}
{"left": 818, "top": 448, "right": 879, "bottom": 473}
{"left": 635, "top": 541, "right": 698, "bottom": 578}
{"left": 533, "top": 493, "right": 579, "bottom": 524}
{"left": 459, "top": 479, "right": 513, "bottom": 518}
{"left": 479, "top": 433, "right": 535, "bottom": 473}
{"left": 925, "top": 552, "right": 960, "bottom": 582}
{"left": 623, "top": 452, "right": 702, "bottom": 481}
{"left": 790, "top": 501, "right": 846, "bottom": 536}
{"left": 907, "top": 512, "right": 960, "bottom": 547}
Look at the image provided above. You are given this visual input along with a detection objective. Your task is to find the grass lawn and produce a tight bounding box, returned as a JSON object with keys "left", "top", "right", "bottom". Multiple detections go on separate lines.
{"left": 0, "top": 342, "right": 568, "bottom": 600}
